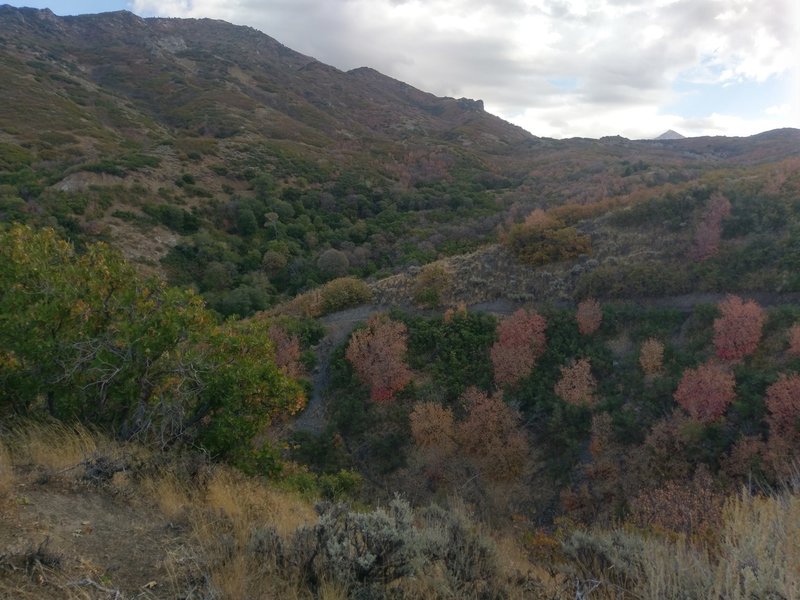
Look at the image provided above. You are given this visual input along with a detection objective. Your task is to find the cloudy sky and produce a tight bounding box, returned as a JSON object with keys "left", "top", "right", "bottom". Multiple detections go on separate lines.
{"left": 10, "top": 0, "right": 800, "bottom": 139}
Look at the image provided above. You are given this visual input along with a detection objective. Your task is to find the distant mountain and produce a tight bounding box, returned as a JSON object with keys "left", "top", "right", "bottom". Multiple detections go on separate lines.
{"left": 656, "top": 129, "right": 686, "bottom": 140}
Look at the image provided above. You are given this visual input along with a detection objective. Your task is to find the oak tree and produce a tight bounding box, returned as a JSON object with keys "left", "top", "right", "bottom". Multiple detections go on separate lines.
{"left": 345, "top": 314, "right": 412, "bottom": 403}
{"left": 490, "top": 309, "right": 547, "bottom": 387}
{"left": 674, "top": 361, "right": 735, "bottom": 422}
{"left": 713, "top": 295, "right": 764, "bottom": 361}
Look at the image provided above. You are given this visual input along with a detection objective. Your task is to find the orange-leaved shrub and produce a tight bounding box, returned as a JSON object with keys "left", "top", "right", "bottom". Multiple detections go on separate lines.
{"left": 490, "top": 308, "right": 547, "bottom": 387}
{"left": 674, "top": 361, "right": 735, "bottom": 422}
{"left": 554, "top": 358, "right": 596, "bottom": 407}
{"left": 409, "top": 401, "right": 456, "bottom": 453}
{"left": 765, "top": 373, "right": 800, "bottom": 436}
{"left": 456, "top": 387, "right": 529, "bottom": 480}
{"left": 713, "top": 295, "right": 764, "bottom": 362}
{"left": 345, "top": 314, "right": 412, "bottom": 403}
{"left": 576, "top": 298, "right": 602, "bottom": 335}
{"left": 639, "top": 337, "right": 664, "bottom": 376}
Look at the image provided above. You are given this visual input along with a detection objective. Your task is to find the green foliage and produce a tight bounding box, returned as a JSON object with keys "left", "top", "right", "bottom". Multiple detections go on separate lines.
{"left": 141, "top": 203, "right": 199, "bottom": 234}
{"left": 405, "top": 311, "right": 496, "bottom": 400}
{"left": 504, "top": 223, "right": 592, "bottom": 266}
{"left": 0, "top": 225, "right": 303, "bottom": 469}
{"left": 318, "top": 277, "right": 372, "bottom": 315}
{"left": 575, "top": 261, "right": 693, "bottom": 299}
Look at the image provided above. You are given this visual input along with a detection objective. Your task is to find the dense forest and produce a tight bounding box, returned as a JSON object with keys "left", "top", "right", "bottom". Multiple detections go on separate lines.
{"left": 1, "top": 6, "right": 800, "bottom": 599}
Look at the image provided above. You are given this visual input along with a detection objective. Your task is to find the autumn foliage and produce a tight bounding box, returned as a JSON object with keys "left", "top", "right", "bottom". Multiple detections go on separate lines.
{"left": 673, "top": 361, "right": 735, "bottom": 422}
{"left": 764, "top": 374, "right": 800, "bottom": 437}
{"left": 456, "top": 388, "right": 529, "bottom": 480}
{"left": 689, "top": 192, "right": 732, "bottom": 261}
{"left": 576, "top": 298, "right": 602, "bottom": 335}
{"left": 554, "top": 358, "right": 596, "bottom": 407}
{"left": 345, "top": 314, "right": 413, "bottom": 403}
{"left": 639, "top": 338, "right": 665, "bottom": 376}
{"left": 409, "top": 401, "right": 456, "bottom": 453}
{"left": 268, "top": 324, "right": 303, "bottom": 379}
{"left": 490, "top": 309, "right": 547, "bottom": 387}
{"left": 713, "top": 295, "right": 765, "bottom": 361}
{"left": 787, "top": 323, "right": 800, "bottom": 356}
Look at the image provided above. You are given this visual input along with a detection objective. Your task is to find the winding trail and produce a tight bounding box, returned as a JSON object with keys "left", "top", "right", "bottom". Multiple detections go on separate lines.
{"left": 292, "top": 291, "right": 800, "bottom": 433}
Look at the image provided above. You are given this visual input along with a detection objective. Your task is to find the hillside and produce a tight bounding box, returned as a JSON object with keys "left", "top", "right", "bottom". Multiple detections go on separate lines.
{"left": 3, "top": 7, "right": 800, "bottom": 598}
{"left": 2, "top": 5, "right": 800, "bottom": 315}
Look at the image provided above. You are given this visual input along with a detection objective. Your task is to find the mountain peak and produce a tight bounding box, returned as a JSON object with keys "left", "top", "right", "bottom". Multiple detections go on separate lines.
{"left": 656, "top": 129, "right": 685, "bottom": 140}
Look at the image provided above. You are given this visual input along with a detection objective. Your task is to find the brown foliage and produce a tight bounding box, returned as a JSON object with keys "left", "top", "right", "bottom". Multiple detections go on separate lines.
{"left": 765, "top": 373, "right": 800, "bottom": 436}
{"left": 523, "top": 208, "right": 560, "bottom": 230}
{"left": 689, "top": 192, "right": 731, "bottom": 261}
{"left": 674, "top": 361, "right": 736, "bottom": 423}
{"left": 456, "top": 388, "right": 529, "bottom": 480}
{"left": 409, "top": 402, "right": 456, "bottom": 453}
{"left": 268, "top": 324, "right": 303, "bottom": 379}
{"left": 490, "top": 308, "right": 547, "bottom": 387}
{"left": 580, "top": 413, "right": 627, "bottom": 524}
{"left": 787, "top": 323, "right": 800, "bottom": 357}
{"left": 713, "top": 295, "right": 765, "bottom": 362}
{"left": 628, "top": 466, "right": 724, "bottom": 540}
{"left": 639, "top": 411, "right": 698, "bottom": 482}
{"left": 721, "top": 435, "right": 767, "bottom": 479}
{"left": 576, "top": 298, "right": 602, "bottom": 335}
{"left": 443, "top": 302, "right": 468, "bottom": 323}
{"left": 764, "top": 373, "right": 800, "bottom": 478}
{"left": 345, "top": 314, "right": 412, "bottom": 403}
{"left": 639, "top": 337, "right": 665, "bottom": 376}
{"left": 554, "top": 358, "right": 596, "bottom": 407}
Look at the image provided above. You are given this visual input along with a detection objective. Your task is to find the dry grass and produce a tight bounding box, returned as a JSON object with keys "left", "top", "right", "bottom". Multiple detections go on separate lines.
{"left": 7, "top": 422, "right": 99, "bottom": 475}
{"left": 0, "top": 441, "right": 14, "bottom": 496}
{"left": 189, "top": 467, "right": 317, "bottom": 599}
{"left": 711, "top": 490, "right": 800, "bottom": 598}
{"left": 142, "top": 471, "right": 192, "bottom": 522}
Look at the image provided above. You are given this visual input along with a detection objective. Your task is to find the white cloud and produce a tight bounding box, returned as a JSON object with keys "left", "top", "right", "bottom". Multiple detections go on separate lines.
{"left": 130, "top": 0, "right": 800, "bottom": 138}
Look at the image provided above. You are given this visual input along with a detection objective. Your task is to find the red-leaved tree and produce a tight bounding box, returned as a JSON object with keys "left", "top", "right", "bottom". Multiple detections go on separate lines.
{"left": 345, "top": 314, "right": 412, "bottom": 403}
{"left": 490, "top": 308, "right": 547, "bottom": 387}
{"left": 713, "top": 295, "right": 765, "bottom": 362}
{"left": 690, "top": 192, "right": 732, "bottom": 261}
{"left": 674, "top": 361, "right": 735, "bottom": 422}
{"left": 554, "top": 358, "right": 596, "bottom": 407}
{"left": 576, "top": 298, "right": 602, "bottom": 335}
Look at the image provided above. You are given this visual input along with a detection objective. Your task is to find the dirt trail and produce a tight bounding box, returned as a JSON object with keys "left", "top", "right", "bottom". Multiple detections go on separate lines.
{"left": 292, "top": 292, "right": 800, "bottom": 434}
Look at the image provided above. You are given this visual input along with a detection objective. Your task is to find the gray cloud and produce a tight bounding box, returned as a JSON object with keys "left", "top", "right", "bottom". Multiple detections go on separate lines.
{"left": 131, "top": 0, "right": 799, "bottom": 138}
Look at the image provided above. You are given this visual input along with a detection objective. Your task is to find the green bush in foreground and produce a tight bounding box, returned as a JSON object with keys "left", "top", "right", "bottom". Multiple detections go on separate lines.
{"left": 0, "top": 224, "right": 303, "bottom": 469}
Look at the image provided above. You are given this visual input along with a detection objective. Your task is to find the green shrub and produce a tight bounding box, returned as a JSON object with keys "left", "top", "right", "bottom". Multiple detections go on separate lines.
{"left": 319, "top": 277, "right": 372, "bottom": 315}
{"left": 412, "top": 263, "right": 453, "bottom": 308}
{"left": 504, "top": 223, "right": 591, "bottom": 266}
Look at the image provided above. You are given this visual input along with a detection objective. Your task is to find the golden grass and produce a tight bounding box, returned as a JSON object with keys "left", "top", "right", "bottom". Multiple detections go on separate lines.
{"left": 7, "top": 422, "right": 99, "bottom": 474}
{"left": 142, "top": 471, "right": 192, "bottom": 522}
{"left": 711, "top": 490, "right": 800, "bottom": 598}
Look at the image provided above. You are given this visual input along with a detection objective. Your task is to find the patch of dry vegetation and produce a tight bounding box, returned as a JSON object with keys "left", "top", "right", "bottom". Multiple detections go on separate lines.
{"left": 2, "top": 423, "right": 799, "bottom": 599}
